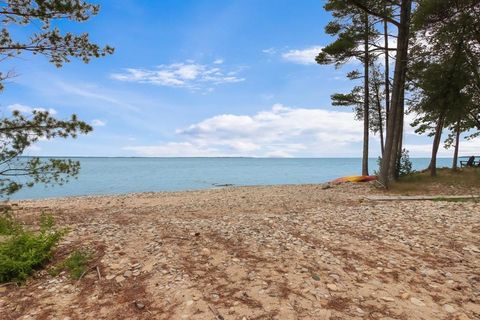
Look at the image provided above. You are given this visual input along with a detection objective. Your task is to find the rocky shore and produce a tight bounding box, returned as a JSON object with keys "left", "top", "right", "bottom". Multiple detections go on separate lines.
{"left": 0, "top": 183, "right": 479, "bottom": 319}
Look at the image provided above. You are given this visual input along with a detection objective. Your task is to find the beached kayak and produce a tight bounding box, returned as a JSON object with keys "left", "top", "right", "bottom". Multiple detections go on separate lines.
{"left": 332, "top": 175, "right": 377, "bottom": 183}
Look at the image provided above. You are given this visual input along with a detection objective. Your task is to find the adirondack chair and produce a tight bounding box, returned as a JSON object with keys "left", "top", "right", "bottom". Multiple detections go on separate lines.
{"left": 460, "top": 156, "right": 476, "bottom": 167}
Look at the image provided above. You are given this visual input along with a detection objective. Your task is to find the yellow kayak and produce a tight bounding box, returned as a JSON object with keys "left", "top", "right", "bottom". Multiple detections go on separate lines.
{"left": 332, "top": 175, "right": 377, "bottom": 183}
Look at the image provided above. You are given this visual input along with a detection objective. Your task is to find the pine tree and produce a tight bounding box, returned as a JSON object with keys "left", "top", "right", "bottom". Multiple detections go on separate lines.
{"left": 0, "top": 0, "right": 114, "bottom": 196}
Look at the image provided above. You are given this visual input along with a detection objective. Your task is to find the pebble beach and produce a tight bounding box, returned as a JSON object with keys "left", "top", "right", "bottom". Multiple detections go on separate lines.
{"left": 1, "top": 183, "right": 479, "bottom": 319}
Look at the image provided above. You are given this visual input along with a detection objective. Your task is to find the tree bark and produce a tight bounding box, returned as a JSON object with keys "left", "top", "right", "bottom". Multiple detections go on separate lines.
{"left": 379, "top": 0, "right": 412, "bottom": 188}
{"left": 383, "top": 4, "right": 390, "bottom": 123}
{"left": 429, "top": 113, "right": 446, "bottom": 177}
{"left": 392, "top": 85, "right": 405, "bottom": 179}
{"left": 452, "top": 121, "right": 461, "bottom": 170}
{"left": 362, "top": 12, "right": 370, "bottom": 176}
{"left": 373, "top": 78, "right": 385, "bottom": 156}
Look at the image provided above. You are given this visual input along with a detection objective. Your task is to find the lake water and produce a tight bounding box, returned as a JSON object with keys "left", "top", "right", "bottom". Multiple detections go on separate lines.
{"left": 10, "top": 157, "right": 452, "bottom": 200}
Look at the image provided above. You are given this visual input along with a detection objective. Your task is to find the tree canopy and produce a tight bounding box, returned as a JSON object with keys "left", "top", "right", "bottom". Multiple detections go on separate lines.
{"left": 0, "top": 0, "right": 113, "bottom": 196}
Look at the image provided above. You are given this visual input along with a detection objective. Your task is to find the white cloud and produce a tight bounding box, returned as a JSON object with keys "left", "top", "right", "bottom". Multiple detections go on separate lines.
{"left": 262, "top": 47, "right": 277, "bottom": 55}
{"left": 123, "top": 104, "right": 364, "bottom": 157}
{"left": 7, "top": 103, "right": 57, "bottom": 115}
{"left": 91, "top": 119, "right": 106, "bottom": 127}
{"left": 405, "top": 137, "right": 480, "bottom": 157}
{"left": 111, "top": 61, "right": 245, "bottom": 90}
{"left": 281, "top": 46, "right": 323, "bottom": 65}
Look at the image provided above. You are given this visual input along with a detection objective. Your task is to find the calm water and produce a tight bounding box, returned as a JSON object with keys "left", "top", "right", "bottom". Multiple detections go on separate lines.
{"left": 10, "top": 157, "right": 452, "bottom": 200}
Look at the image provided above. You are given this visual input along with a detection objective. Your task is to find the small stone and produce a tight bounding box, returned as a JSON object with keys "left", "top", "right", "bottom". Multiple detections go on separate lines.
{"left": 232, "top": 258, "right": 240, "bottom": 262}
{"left": 401, "top": 292, "right": 410, "bottom": 300}
{"left": 124, "top": 270, "right": 132, "bottom": 278}
{"left": 115, "top": 275, "right": 125, "bottom": 283}
{"left": 455, "top": 314, "right": 471, "bottom": 320}
{"left": 134, "top": 301, "right": 145, "bottom": 310}
{"left": 142, "top": 263, "right": 154, "bottom": 273}
{"left": 211, "top": 293, "right": 220, "bottom": 301}
{"left": 381, "top": 296, "right": 395, "bottom": 302}
{"left": 410, "top": 297, "right": 425, "bottom": 307}
{"left": 132, "top": 270, "right": 141, "bottom": 277}
{"left": 202, "top": 248, "right": 211, "bottom": 255}
{"left": 106, "top": 274, "right": 115, "bottom": 280}
{"left": 443, "top": 304, "right": 455, "bottom": 313}
{"left": 326, "top": 283, "right": 338, "bottom": 291}
{"left": 312, "top": 274, "right": 320, "bottom": 281}
{"left": 186, "top": 300, "right": 194, "bottom": 306}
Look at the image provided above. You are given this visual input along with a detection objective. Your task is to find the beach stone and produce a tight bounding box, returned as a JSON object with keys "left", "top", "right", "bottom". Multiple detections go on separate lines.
{"left": 134, "top": 301, "right": 145, "bottom": 310}
{"left": 401, "top": 292, "right": 410, "bottom": 300}
{"left": 142, "top": 262, "right": 155, "bottom": 273}
{"left": 326, "top": 284, "right": 338, "bottom": 291}
{"left": 106, "top": 274, "right": 115, "bottom": 280}
{"left": 115, "top": 275, "right": 125, "bottom": 283}
{"left": 443, "top": 304, "right": 455, "bottom": 313}
{"left": 124, "top": 270, "right": 132, "bottom": 278}
{"left": 410, "top": 297, "right": 425, "bottom": 307}
{"left": 381, "top": 296, "right": 395, "bottom": 302}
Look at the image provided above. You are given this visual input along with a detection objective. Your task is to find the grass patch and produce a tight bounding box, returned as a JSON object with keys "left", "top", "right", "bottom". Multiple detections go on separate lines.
{"left": 50, "top": 249, "right": 92, "bottom": 279}
{"left": 390, "top": 167, "right": 480, "bottom": 194}
{"left": 0, "top": 213, "right": 65, "bottom": 283}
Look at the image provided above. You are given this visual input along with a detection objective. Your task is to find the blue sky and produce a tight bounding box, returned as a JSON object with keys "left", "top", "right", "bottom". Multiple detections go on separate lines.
{"left": 2, "top": 0, "right": 478, "bottom": 157}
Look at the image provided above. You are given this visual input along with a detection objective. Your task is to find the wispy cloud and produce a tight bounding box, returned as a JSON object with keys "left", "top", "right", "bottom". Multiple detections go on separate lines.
{"left": 7, "top": 103, "right": 57, "bottom": 115}
{"left": 91, "top": 119, "right": 107, "bottom": 127}
{"left": 55, "top": 81, "right": 140, "bottom": 112}
{"left": 281, "top": 46, "right": 323, "bottom": 65}
{"left": 111, "top": 61, "right": 245, "bottom": 90}
{"left": 123, "top": 103, "right": 365, "bottom": 157}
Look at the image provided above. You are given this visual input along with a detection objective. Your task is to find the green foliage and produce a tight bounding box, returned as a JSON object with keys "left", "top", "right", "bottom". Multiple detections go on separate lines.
{"left": 0, "top": 211, "right": 22, "bottom": 235}
{"left": 0, "top": 1, "right": 113, "bottom": 197}
{"left": 396, "top": 149, "right": 413, "bottom": 177}
{"left": 50, "top": 249, "right": 91, "bottom": 280}
{"left": 0, "top": 110, "right": 93, "bottom": 196}
{"left": 0, "top": 0, "right": 114, "bottom": 73}
{"left": 0, "top": 213, "right": 65, "bottom": 283}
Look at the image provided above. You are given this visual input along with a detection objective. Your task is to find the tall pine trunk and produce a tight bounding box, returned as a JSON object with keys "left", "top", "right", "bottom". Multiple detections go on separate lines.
{"left": 379, "top": 0, "right": 412, "bottom": 188}
{"left": 429, "top": 113, "right": 446, "bottom": 177}
{"left": 383, "top": 4, "right": 390, "bottom": 123}
{"left": 362, "top": 12, "right": 370, "bottom": 176}
{"left": 373, "top": 79, "right": 385, "bottom": 156}
{"left": 452, "top": 121, "right": 461, "bottom": 170}
{"left": 393, "top": 85, "right": 405, "bottom": 179}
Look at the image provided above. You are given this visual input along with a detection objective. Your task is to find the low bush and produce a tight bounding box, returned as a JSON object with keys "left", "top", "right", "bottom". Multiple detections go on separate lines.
{"left": 0, "top": 212, "right": 22, "bottom": 235}
{"left": 50, "top": 249, "right": 91, "bottom": 279}
{"left": 0, "top": 213, "right": 65, "bottom": 283}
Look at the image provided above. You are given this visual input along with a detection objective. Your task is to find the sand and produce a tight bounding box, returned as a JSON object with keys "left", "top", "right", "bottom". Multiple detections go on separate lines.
{"left": 0, "top": 183, "right": 479, "bottom": 319}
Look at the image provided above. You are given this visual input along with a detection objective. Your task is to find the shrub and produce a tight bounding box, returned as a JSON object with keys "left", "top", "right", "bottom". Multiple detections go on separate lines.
{"left": 397, "top": 149, "right": 413, "bottom": 177}
{"left": 0, "top": 212, "right": 22, "bottom": 235}
{"left": 0, "top": 213, "right": 64, "bottom": 283}
{"left": 50, "top": 249, "right": 91, "bottom": 279}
